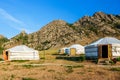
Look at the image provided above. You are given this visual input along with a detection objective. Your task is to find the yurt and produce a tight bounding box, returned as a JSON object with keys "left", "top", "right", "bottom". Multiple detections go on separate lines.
{"left": 85, "top": 37, "right": 120, "bottom": 60}
{"left": 3, "top": 45, "right": 39, "bottom": 61}
{"left": 59, "top": 47, "right": 68, "bottom": 54}
{"left": 67, "top": 44, "right": 85, "bottom": 55}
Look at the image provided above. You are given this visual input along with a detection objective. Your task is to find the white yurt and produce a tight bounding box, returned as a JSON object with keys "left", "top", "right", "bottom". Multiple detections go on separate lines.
{"left": 85, "top": 37, "right": 120, "bottom": 59}
{"left": 59, "top": 47, "right": 68, "bottom": 54}
{"left": 3, "top": 45, "right": 39, "bottom": 61}
{"left": 67, "top": 44, "right": 85, "bottom": 55}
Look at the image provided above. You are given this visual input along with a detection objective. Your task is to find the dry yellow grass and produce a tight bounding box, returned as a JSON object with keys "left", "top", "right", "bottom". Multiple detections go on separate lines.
{"left": 0, "top": 54, "right": 2, "bottom": 58}
{"left": 0, "top": 61, "right": 120, "bottom": 80}
{"left": 39, "top": 49, "right": 59, "bottom": 60}
{"left": 0, "top": 52, "right": 120, "bottom": 80}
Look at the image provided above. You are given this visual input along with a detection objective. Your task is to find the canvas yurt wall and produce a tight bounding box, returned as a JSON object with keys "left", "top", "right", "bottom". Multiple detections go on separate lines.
{"left": 85, "top": 45, "right": 98, "bottom": 59}
{"left": 111, "top": 44, "right": 120, "bottom": 57}
{"left": 85, "top": 37, "right": 120, "bottom": 59}
{"left": 3, "top": 45, "right": 39, "bottom": 61}
{"left": 67, "top": 44, "right": 85, "bottom": 55}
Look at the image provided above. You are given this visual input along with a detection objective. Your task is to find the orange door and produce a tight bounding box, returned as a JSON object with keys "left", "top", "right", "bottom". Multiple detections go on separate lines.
{"left": 3, "top": 51, "right": 8, "bottom": 60}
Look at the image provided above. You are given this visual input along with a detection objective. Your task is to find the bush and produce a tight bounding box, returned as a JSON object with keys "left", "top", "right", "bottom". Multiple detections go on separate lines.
{"left": 95, "top": 59, "right": 98, "bottom": 64}
{"left": 65, "top": 66, "right": 73, "bottom": 73}
{"left": 114, "top": 23, "right": 120, "bottom": 29}
{"left": 22, "top": 64, "right": 39, "bottom": 69}
{"left": 48, "top": 69, "right": 55, "bottom": 72}
{"left": 72, "top": 65, "right": 84, "bottom": 68}
{"left": 112, "top": 58, "right": 117, "bottom": 64}
{"left": 12, "top": 60, "right": 29, "bottom": 63}
{"left": 109, "top": 60, "right": 116, "bottom": 65}
{"left": 110, "top": 68, "right": 120, "bottom": 71}
{"left": 0, "top": 58, "right": 3, "bottom": 61}
{"left": 79, "top": 56, "right": 85, "bottom": 61}
{"left": 0, "top": 47, "right": 4, "bottom": 54}
{"left": 116, "top": 57, "right": 120, "bottom": 61}
{"left": 68, "top": 56, "right": 85, "bottom": 61}
{"left": 67, "top": 23, "right": 76, "bottom": 30}
{"left": 22, "top": 77, "right": 36, "bottom": 80}
{"left": 88, "top": 27, "right": 98, "bottom": 35}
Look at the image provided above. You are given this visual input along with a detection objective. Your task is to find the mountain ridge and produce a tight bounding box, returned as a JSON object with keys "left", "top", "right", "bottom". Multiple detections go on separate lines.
{"left": 1, "top": 12, "right": 120, "bottom": 50}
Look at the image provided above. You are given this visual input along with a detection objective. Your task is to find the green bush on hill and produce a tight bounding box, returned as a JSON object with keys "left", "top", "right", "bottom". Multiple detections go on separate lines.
{"left": 114, "top": 22, "right": 120, "bottom": 29}
{"left": 0, "top": 47, "right": 4, "bottom": 54}
{"left": 0, "top": 37, "right": 9, "bottom": 54}
{"left": 67, "top": 23, "right": 76, "bottom": 30}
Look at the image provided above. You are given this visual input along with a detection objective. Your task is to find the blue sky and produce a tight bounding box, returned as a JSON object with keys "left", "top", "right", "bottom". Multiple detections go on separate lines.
{"left": 0, "top": 0, "right": 120, "bottom": 38}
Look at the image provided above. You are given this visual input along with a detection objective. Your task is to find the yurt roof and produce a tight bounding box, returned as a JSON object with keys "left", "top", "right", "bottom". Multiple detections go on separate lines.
{"left": 88, "top": 37, "right": 120, "bottom": 46}
{"left": 7, "top": 45, "right": 37, "bottom": 52}
{"left": 61, "top": 47, "right": 68, "bottom": 49}
{"left": 69, "top": 44, "right": 84, "bottom": 49}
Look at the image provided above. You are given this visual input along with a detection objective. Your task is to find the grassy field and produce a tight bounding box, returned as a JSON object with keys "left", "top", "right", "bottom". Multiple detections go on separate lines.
{"left": 39, "top": 49, "right": 59, "bottom": 60}
{"left": 0, "top": 49, "right": 120, "bottom": 80}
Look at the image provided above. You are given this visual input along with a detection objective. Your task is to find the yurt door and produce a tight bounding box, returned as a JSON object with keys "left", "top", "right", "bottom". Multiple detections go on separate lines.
{"left": 70, "top": 48, "right": 76, "bottom": 56}
{"left": 98, "top": 44, "right": 112, "bottom": 59}
{"left": 3, "top": 51, "right": 9, "bottom": 60}
{"left": 102, "top": 45, "right": 108, "bottom": 58}
{"left": 61, "top": 49, "right": 64, "bottom": 54}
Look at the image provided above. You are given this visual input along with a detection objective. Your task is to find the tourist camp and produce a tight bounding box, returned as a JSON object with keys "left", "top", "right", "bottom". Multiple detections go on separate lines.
{"left": 66, "top": 44, "right": 85, "bottom": 56}
{"left": 85, "top": 37, "right": 120, "bottom": 60}
{"left": 3, "top": 45, "right": 39, "bottom": 61}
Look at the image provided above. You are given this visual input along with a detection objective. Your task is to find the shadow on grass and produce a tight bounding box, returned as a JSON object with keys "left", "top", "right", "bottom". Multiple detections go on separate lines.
{"left": 11, "top": 60, "right": 29, "bottom": 63}
{"left": 0, "top": 58, "right": 3, "bottom": 61}
{"left": 56, "top": 55, "right": 85, "bottom": 62}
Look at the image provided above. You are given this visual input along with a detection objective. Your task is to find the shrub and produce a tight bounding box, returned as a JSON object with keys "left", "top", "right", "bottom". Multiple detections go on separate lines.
{"left": 48, "top": 69, "right": 55, "bottom": 72}
{"left": 0, "top": 47, "right": 4, "bottom": 54}
{"left": 72, "top": 65, "right": 84, "bottom": 68}
{"left": 112, "top": 58, "right": 117, "bottom": 64}
{"left": 88, "top": 27, "right": 98, "bottom": 35}
{"left": 116, "top": 57, "right": 120, "bottom": 61}
{"left": 95, "top": 59, "right": 98, "bottom": 64}
{"left": 79, "top": 56, "right": 85, "bottom": 61}
{"left": 10, "top": 74, "right": 15, "bottom": 80}
{"left": 109, "top": 60, "right": 115, "bottom": 65}
{"left": 114, "top": 22, "right": 120, "bottom": 29}
{"left": 22, "top": 77, "right": 36, "bottom": 80}
{"left": 0, "top": 58, "right": 3, "bottom": 61}
{"left": 22, "top": 64, "right": 39, "bottom": 69}
{"left": 65, "top": 66, "right": 73, "bottom": 73}
{"left": 67, "top": 23, "right": 76, "bottom": 30}
{"left": 110, "top": 68, "right": 120, "bottom": 71}
{"left": 12, "top": 60, "right": 29, "bottom": 63}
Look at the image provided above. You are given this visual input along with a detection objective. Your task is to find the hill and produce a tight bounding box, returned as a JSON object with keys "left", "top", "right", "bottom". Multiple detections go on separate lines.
{"left": 0, "top": 35, "right": 9, "bottom": 54}
{"left": 2, "top": 12, "right": 120, "bottom": 50}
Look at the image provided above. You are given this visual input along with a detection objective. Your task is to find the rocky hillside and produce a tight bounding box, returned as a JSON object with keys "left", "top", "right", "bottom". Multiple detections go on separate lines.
{"left": 0, "top": 35, "right": 9, "bottom": 54}
{"left": 2, "top": 31, "right": 28, "bottom": 49}
{"left": 26, "top": 20, "right": 82, "bottom": 50}
{"left": 73, "top": 12, "right": 120, "bottom": 37}
{"left": 2, "top": 12, "right": 120, "bottom": 50}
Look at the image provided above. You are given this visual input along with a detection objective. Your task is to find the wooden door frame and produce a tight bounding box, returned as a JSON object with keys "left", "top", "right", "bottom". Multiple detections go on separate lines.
{"left": 70, "top": 48, "right": 76, "bottom": 56}
{"left": 3, "top": 50, "right": 9, "bottom": 60}
{"left": 98, "top": 44, "right": 112, "bottom": 59}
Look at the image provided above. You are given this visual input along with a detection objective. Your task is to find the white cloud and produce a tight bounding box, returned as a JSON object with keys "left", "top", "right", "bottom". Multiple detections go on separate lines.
{"left": 0, "top": 8, "right": 31, "bottom": 33}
